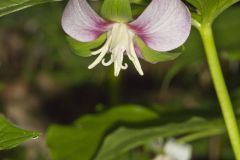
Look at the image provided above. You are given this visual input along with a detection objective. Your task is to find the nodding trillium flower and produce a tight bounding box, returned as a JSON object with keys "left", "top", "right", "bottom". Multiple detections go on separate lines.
{"left": 62, "top": 0, "right": 191, "bottom": 76}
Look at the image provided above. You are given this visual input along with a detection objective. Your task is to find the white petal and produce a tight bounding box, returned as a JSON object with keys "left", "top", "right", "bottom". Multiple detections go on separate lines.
{"left": 88, "top": 35, "right": 112, "bottom": 69}
{"left": 153, "top": 155, "right": 172, "bottom": 160}
{"left": 62, "top": 0, "right": 110, "bottom": 42}
{"left": 129, "top": 41, "right": 144, "bottom": 75}
{"left": 164, "top": 139, "right": 192, "bottom": 160}
{"left": 130, "top": 0, "right": 191, "bottom": 52}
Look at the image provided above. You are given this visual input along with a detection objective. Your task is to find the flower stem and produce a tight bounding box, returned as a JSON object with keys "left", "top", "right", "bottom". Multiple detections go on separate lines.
{"left": 199, "top": 24, "right": 240, "bottom": 160}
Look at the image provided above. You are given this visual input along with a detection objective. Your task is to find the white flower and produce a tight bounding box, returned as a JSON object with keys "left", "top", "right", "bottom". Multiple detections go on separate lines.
{"left": 62, "top": 0, "right": 191, "bottom": 76}
{"left": 164, "top": 139, "right": 192, "bottom": 160}
{"left": 153, "top": 139, "right": 192, "bottom": 160}
{"left": 88, "top": 23, "right": 143, "bottom": 76}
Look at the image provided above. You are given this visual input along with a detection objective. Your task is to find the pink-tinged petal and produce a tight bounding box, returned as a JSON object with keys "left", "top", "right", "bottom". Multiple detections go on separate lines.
{"left": 129, "top": 0, "right": 191, "bottom": 52}
{"left": 62, "top": 0, "right": 111, "bottom": 42}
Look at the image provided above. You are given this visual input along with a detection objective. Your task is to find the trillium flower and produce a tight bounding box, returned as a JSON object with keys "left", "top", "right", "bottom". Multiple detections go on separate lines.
{"left": 153, "top": 139, "right": 192, "bottom": 160}
{"left": 62, "top": 0, "right": 191, "bottom": 76}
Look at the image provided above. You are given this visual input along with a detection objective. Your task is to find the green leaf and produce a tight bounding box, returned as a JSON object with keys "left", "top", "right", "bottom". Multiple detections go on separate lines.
{"left": 67, "top": 33, "right": 107, "bottom": 57}
{"left": 222, "top": 50, "right": 240, "bottom": 61}
{"left": 47, "top": 105, "right": 158, "bottom": 160}
{"left": 214, "top": 7, "right": 240, "bottom": 50}
{"left": 100, "top": 0, "right": 133, "bottom": 22}
{"left": 134, "top": 36, "right": 182, "bottom": 63}
{"left": 0, "top": 0, "right": 62, "bottom": 18}
{"left": 95, "top": 118, "right": 225, "bottom": 160}
{"left": 0, "top": 114, "right": 39, "bottom": 150}
{"left": 186, "top": 0, "right": 240, "bottom": 26}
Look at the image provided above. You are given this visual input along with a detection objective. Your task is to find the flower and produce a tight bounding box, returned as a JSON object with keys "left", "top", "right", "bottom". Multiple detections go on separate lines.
{"left": 62, "top": 0, "right": 191, "bottom": 76}
{"left": 153, "top": 155, "right": 172, "bottom": 160}
{"left": 163, "top": 139, "right": 192, "bottom": 160}
{"left": 153, "top": 139, "right": 192, "bottom": 160}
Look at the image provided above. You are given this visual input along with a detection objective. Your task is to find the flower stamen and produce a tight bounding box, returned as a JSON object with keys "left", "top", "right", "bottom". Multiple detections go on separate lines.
{"left": 88, "top": 23, "right": 144, "bottom": 76}
{"left": 88, "top": 35, "right": 112, "bottom": 69}
{"left": 102, "top": 57, "right": 113, "bottom": 66}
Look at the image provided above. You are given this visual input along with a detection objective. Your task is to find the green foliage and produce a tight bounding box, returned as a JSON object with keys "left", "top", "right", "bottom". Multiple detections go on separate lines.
{"left": 130, "top": 0, "right": 148, "bottom": 5}
{"left": 101, "top": 0, "right": 133, "bottom": 22}
{"left": 95, "top": 118, "right": 224, "bottom": 160}
{"left": 1, "top": 1, "right": 240, "bottom": 159}
{"left": 47, "top": 105, "right": 227, "bottom": 160}
{"left": 134, "top": 36, "right": 182, "bottom": 63}
{"left": 187, "top": 0, "right": 240, "bottom": 26}
{"left": 47, "top": 105, "right": 158, "bottom": 160}
{"left": 67, "top": 34, "right": 107, "bottom": 57}
{"left": 0, "top": 0, "right": 62, "bottom": 17}
{"left": 0, "top": 115, "right": 39, "bottom": 150}
{"left": 222, "top": 50, "right": 240, "bottom": 61}
{"left": 0, "top": 0, "right": 147, "bottom": 19}
{"left": 214, "top": 7, "right": 240, "bottom": 52}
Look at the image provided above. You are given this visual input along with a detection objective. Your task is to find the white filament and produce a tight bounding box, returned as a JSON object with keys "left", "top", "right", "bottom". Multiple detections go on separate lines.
{"left": 88, "top": 23, "right": 144, "bottom": 77}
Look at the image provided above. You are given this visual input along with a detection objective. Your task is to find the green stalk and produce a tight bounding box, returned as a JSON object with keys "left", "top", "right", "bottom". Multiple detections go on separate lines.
{"left": 108, "top": 66, "right": 121, "bottom": 105}
{"left": 177, "top": 128, "right": 224, "bottom": 144}
{"left": 199, "top": 24, "right": 240, "bottom": 160}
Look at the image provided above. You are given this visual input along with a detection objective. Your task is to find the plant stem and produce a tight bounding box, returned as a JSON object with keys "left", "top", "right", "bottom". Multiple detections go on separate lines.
{"left": 177, "top": 128, "right": 224, "bottom": 144}
{"left": 200, "top": 24, "right": 240, "bottom": 160}
{"left": 108, "top": 66, "right": 121, "bottom": 105}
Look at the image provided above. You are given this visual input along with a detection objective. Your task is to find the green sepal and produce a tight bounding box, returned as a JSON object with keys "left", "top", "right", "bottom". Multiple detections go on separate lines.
{"left": 66, "top": 33, "right": 107, "bottom": 57}
{"left": 130, "top": 0, "right": 148, "bottom": 5}
{"left": 134, "top": 36, "right": 182, "bottom": 63}
{"left": 100, "top": 0, "right": 133, "bottom": 23}
{"left": 131, "top": 4, "right": 145, "bottom": 18}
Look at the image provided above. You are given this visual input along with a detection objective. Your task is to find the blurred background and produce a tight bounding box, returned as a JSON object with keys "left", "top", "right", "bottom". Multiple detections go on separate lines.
{"left": 0, "top": 1, "right": 240, "bottom": 160}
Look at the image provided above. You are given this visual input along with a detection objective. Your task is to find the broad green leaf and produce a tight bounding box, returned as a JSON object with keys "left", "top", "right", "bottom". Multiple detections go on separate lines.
{"left": 186, "top": 0, "right": 240, "bottom": 26}
{"left": 100, "top": 0, "right": 132, "bottom": 22}
{"left": 0, "top": 0, "right": 63, "bottom": 18}
{"left": 95, "top": 118, "right": 225, "bottom": 160}
{"left": 0, "top": 114, "right": 39, "bottom": 150}
{"left": 67, "top": 33, "right": 107, "bottom": 57}
{"left": 134, "top": 36, "right": 182, "bottom": 63}
{"left": 47, "top": 105, "right": 158, "bottom": 160}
